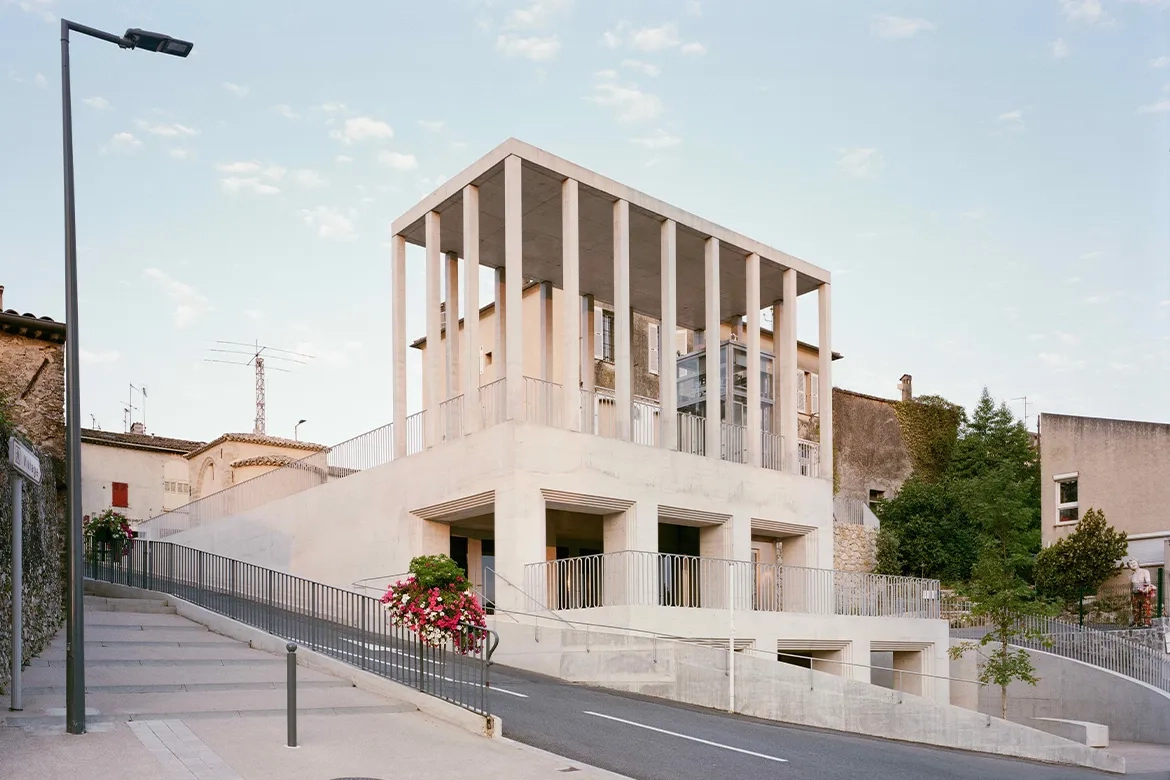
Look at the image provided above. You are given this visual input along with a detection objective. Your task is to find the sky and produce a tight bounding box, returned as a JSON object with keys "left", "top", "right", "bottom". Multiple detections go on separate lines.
{"left": 1, "top": 0, "right": 1167, "bottom": 446}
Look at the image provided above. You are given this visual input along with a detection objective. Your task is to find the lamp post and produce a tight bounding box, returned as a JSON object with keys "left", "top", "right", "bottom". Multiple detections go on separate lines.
{"left": 60, "top": 19, "right": 193, "bottom": 735}
{"left": 294, "top": 419, "right": 307, "bottom": 441}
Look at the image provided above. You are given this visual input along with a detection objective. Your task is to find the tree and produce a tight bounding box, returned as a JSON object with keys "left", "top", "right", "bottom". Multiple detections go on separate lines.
{"left": 949, "top": 466, "right": 1051, "bottom": 718}
{"left": 874, "top": 477, "right": 980, "bottom": 583}
{"left": 1034, "top": 508, "right": 1127, "bottom": 607}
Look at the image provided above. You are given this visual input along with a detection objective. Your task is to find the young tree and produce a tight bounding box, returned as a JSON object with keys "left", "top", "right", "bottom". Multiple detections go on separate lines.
{"left": 950, "top": 466, "right": 1051, "bottom": 718}
{"left": 1034, "top": 508, "right": 1128, "bottom": 608}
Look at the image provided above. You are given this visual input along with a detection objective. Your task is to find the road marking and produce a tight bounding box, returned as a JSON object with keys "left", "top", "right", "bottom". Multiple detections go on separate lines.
{"left": 582, "top": 711, "right": 788, "bottom": 763}
{"left": 332, "top": 637, "right": 528, "bottom": 698}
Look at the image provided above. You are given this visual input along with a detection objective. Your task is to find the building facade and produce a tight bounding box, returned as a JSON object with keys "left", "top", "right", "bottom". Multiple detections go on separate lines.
{"left": 0, "top": 285, "right": 66, "bottom": 458}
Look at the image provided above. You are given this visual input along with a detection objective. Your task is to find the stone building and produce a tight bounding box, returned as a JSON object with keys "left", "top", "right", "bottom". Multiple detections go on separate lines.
{"left": 0, "top": 285, "right": 66, "bottom": 458}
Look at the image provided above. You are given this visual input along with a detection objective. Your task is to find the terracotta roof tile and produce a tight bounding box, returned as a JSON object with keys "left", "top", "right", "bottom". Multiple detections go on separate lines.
{"left": 185, "top": 432, "right": 327, "bottom": 459}
{"left": 81, "top": 428, "right": 205, "bottom": 454}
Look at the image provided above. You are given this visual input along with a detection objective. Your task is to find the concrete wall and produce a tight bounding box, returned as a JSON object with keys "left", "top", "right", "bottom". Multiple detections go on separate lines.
{"left": 833, "top": 523, "right": 878, "bottom": 572}
{"left": 488, "top": 618, "right": 1123, "bottom": 773}
{"left": 80, "top": 442, "right": 188, "bottom": 524}
{"left": 1040, "top": 413, "right": 1170, "bottom": 550}
{"left": 832, "top": 389, "right": 913, "bottom": 503}
{"left": 974, "top": 645, "right": 1170, "bottom": 745}
{"left": 0, "top": 330, "right": 64, "bottom": 459}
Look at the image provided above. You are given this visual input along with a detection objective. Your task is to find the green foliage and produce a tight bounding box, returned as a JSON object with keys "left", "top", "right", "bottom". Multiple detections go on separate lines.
{"left": 1034, "top": 508, "right": 1127, "bottom": 605}
{"left": 408, "top": 554, "right": 470, "bottom": 593}
{"left": 874, "top": 477, "right": 980, "bottom": 583}
{"left": 893, "top": 394, "right": 964, "bottom": 483}
{"left": 950, "top": 389, "right": 1038, "bottom": 489}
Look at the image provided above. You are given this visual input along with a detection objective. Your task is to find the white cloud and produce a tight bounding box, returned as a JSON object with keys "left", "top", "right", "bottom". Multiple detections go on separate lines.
{"left": 33, "top": 72, "right": 46, "bottom": 88}
{"left": 496, "top": 34, "right": 561, "bottom": 61}
{"left": 137, "top": 121, "right": 199, "bottom": 138}
{"left": 169, "top": 148, "right": 191, "bottom": 160}
{"left": 630, "top": 23, "right": 680, "bottom": 52}
{"left": 680, "top": 42, "right": 707, "bottom": 55}
{"left": 686, "top": 1, "right": 701, "bottom": 16}
{"left": 1084, "top": 294, "right": 1115, "bottom": 304}
{"left": 378, "top": 151, "right": 419, "bottom": 170}
{"left": 590, "top": 81, "right": 663, "bottom": 123}
{"left": 299, "top": 206, "right": 357, "bottom": 242}
{"left": 1050, "top": 38, "right": 1071, "bottom": 59}
{"left": 220, "top": 177, "right": 281, "bottom": 195}
{"left": 871, "top": 15, "right": 935, "bottom": 39}
{"left": 1151, "top": 56, "right": 1170, "bottom": 69}
{"left": 80, "top": 348, "right": 120, "bottom": 364}
{"left": 272, "top": 104, "right": 299, "bottom": 119}
{"left": 332, "top": 116, "right": 394, "bottom": 143}
{"left": 223, "top": 82, "right": 249, "bottom": 97}
{"left": 1079, "top": 250, "right": 1104, "bottom": 260}
{"left": 107, "top": 132, "right": 142, "bottom": 153}
{"left": 506, "top": 0, "right": 571, "bottom": 28}
{"left": 142, "top": 268, "right": 211, "bottom": 328}
{"left": 291, "top": 169, "right": 328, "bottom": 189}
{"left": 1065, "top": 275, "right": 1083, "bottom": 284}
{"left": 418, "top": 119, "right": 445, "bottom": 132}
{"left": 13, "top": 0, "right": 56, "bottom": 22}
{"left": 1039, "top": 352, "right": 1086, "bottom": 371}
{"left": 335, "top": 154, "right": 353, "bottom": 164}
{"left": 601, "top": 20, "right": 628, "bottom": 48}
{"left": 836, "top": 147, "right": 885, "bottom": 177}
{"left": 317, "top": 102, "right": 347, "bottom": 112}
{"left": 997, "top": 108, "right": 1026, "bottom": 132}
{"left": 596, "top": 68, "right": 619, "bottom": 80}
{"left": 83, "top": 96, "right": 111, "bottom": 110}
{"left": 962, "top": 208, "right": 985, "bottom": 220}
{"left": 622, "top": 59, "right": 661, "bottom": 77}
{"left": 1138, "top": 98, "right": 1170, "bottom": 113}
{"left": 631, "top": 128, "right": 681, "bottom": 149}
{"left": 244, "top": 309, "right": 263, "bottom": 321}
{"left": 216, "top": 161, "right": 261, "bottom": 174}
{"left": 1061, "top": 0, "right": 1110, "bottom": 24}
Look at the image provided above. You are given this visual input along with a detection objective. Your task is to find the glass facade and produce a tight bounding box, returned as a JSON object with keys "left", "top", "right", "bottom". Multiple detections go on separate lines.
{"left": 676, "top": 340, "right": 774, "bottom": 426}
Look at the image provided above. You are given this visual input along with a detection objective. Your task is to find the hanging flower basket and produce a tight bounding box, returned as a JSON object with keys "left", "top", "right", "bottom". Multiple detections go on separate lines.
{"left": 381, "top": 555, "right": 487, "bottom": 655}
{"left": 84, "top": 509, "right": 134, "bottom": 558}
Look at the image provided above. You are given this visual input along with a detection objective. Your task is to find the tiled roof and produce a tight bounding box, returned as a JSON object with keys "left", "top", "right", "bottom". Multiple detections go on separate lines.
{"left": 186, "top": 432, "right": 327, "bottom": 459}
{"left": 80, "top": 428, "right": 205, "bottom": 454}
{"left": 230, "top": 454, "right": 323, "bottom": 470}
{"left": 0, "top": 309, "right": 66, "bottom": 344}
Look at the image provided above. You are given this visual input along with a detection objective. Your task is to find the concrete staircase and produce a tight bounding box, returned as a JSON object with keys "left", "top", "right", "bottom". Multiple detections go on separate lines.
{"left": 83, "top": 595, "right": 177, "bottom": 614}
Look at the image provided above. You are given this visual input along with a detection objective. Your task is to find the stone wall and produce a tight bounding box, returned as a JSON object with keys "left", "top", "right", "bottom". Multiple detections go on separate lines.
{"left": 0, "top": 330, "right": 65, "bottom": 459}
{"left": 832, "top": 388, "right": 913, "bottom": 503}
{"left": 0, "top": 429, "right": 65, "bottom": 694}
{"left": 593, "top": 311, "right": 662, "bottom": 400}
{"left": 834, "top": 522, "right": 879, "bottom": 572}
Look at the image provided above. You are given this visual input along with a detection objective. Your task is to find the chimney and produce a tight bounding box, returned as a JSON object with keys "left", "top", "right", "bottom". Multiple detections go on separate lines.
{"left": 898, "top": 374, "right": 913, "bottom": 402}
{"left": 0, "top": 285, "right": 5, "bottom": 310}
{"left": 130, "top": 421, "right": 146, "bottom": 435}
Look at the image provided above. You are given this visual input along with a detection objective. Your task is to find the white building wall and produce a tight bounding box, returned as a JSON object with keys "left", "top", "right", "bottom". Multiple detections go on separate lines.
{"left": 81, "top": 443, "right": 187, "bottom": 523}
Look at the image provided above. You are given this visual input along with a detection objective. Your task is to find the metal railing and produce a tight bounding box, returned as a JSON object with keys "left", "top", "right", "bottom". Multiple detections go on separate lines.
{"left": 524, "top": 551, "right": 940, "bottom": 619}
{"left": 438, "top": 395, "right": 464, "bottom": 442}
{"left": 632, "top": 399, "right": 660, "bottom": 447}
{"left": 405, "top": 410, "right": 427, "bottom": 456}
{"left": 952, "top": 611, "right": 1170, "bottom": 694}
{"left": 479, "top": 378, "right": 507, "bottom": 429}
{"left": 677, "top": 411, "right": 705, "bottom": 456}
{"left": 721, "top": 422, "right": 747, "bottom": 464}
{"left": 523, "top": 376, "right": 561, "bottom": 427}
{"left": 85, "top": 539, "right": 497, "bottom": 716}
{"left": 833, "top": 496, "right": 881, "bottom": 528}
{"left": 761, "top": 430, "right": 783, "bottom": 471}
{"left": 798, "top": 439, "right": 820, "bottom": 478}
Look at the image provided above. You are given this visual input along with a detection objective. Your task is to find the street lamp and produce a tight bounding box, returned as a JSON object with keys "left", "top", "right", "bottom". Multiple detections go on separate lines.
{"left": 295, "top": 419, "right": 307, "bottom": 441}
{"left": 59, "top": 19, "right": 193, "bottom": 736}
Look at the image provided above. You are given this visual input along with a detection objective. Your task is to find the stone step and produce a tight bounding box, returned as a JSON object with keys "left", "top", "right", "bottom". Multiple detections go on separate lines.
{"left": 83, "top": 596, "right": 176, "bottom": 614}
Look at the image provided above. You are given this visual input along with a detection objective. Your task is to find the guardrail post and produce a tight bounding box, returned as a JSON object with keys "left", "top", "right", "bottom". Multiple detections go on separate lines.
{"left": 286, "top": 643, "right": 298, "bottom": 747}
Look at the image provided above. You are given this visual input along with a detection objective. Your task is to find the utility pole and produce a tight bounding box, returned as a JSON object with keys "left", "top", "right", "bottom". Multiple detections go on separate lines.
{"left": 205, "top": 340, "right": 313, "bottom": 435}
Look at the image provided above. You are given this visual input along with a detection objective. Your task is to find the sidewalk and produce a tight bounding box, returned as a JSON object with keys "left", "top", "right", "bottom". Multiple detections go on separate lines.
{"left": 0, "top": 595, "right": 627, "bottom": 780}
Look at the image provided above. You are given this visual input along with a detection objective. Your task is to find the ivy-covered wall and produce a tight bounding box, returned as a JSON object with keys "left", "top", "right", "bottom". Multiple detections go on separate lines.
{"left": 0, "top": 426, "right": 66, "bottom": 695}
{"left": 832, "top": 388, "right": 914, "bottom": 503}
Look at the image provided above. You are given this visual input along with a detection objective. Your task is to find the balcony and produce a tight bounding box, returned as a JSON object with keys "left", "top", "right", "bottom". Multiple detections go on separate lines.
{"left": 523, "top": 551, "right": 940, "bottom": 619}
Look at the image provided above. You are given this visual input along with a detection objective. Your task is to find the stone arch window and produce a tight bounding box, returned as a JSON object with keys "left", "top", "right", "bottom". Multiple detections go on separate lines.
{"left": 194, "top": 458, "right": 216, "bottom": 499}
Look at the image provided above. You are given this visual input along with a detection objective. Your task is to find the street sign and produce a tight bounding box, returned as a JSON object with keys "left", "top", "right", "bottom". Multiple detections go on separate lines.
{"left": 8, "top": 438, "right": 41, "bottom": 482}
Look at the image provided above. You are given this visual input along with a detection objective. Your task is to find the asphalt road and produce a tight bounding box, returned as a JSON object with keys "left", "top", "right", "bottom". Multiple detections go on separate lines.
{"left": 89, "top": 565, "right": 1167, "bottom": 780}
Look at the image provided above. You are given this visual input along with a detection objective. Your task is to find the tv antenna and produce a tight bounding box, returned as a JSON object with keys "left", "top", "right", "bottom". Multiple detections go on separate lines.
{"left": 121, "top": 386, "right": 138, "bottom": 433}
{"left": 1011, "top": 396, "right": 1031, "bottom": 430}
{"left": 205, "top": 340, "right": 314, "bottom": 435}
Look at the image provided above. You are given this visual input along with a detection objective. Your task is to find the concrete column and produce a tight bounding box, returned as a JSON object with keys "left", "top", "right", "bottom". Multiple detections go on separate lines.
{"left": 504, "top": 155, "right": 524, "bottom": 421}
{"left": 562, "top": 178, "right": 581, "bottom": 431}
{"left": 539, "top": 281, "right": 553, "bottom": 380}
{"left": 391, "top": 234, "right": 407, "bottom": 459}
{"left": 581, "top": 294, "right": 596, "bottom": 392}
{"left": 818, "top": 282, "right": 833, "bottom": 482}
{"left": 445, "top": 251, "right": 460, "bottom": 399}
{"left": 660, "top": 219, "right": 677, "bottom": 450}
{"left": 425, "top": 211, "right": 442, "bottom": 448}
{"left": 770, "top": 301, "right": 782, "bottom": 436}
{"left": 704, "top": 237, "right": 721, "bottom": 459}
{"left": 780, "top": 269, "right": 798, "bottom": 473}
{"left": 613, "top": 199, "right": 632, "bottom": 441}
{"left": 746, "top": 253, "right": 761, "bottom": 467}
{"left": 494, "top": 267, "right": 506, "bottom": 381}
{"left": 493, "top": 484, "right": 547, "bottom": 612}
{"left": 463, "top": 184, "right": 480, "bottom": 434}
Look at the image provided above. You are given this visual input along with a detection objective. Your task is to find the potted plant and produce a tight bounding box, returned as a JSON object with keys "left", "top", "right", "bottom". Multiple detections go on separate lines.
{"left": 84, "top": 508, "right": 134, "bottom": 560}
{"left": 381, "top": 554, "right": 487, "bottom": 655}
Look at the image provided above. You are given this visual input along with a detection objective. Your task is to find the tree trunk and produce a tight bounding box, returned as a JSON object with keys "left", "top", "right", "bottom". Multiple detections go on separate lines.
{"left": 1000, "top": 635, "right": 1009, "bottom": 719}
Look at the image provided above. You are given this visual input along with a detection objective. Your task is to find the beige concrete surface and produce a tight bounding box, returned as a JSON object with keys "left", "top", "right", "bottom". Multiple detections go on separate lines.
{"left": 0, "top": 596, "right": 629, "bottom": 780}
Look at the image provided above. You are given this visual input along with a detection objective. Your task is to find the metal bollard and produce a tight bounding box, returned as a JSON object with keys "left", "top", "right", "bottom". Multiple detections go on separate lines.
{"left": 286, "top": 643, "right": 297, "bottom": 747}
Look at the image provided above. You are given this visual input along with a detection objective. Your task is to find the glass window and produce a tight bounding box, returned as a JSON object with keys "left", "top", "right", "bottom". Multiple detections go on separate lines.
{"left": 1056, "top": 477, "right": 1078, "bottom": 524}
{"left": 601, "top": 310, "right": 615, "bottom": 362}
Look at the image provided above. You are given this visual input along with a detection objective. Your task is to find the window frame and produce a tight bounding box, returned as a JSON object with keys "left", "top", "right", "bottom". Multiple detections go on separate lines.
{"left": 648, "top": 322, "right": 660, "bottom": 376}
{"left": 111, "top": 481, "right": 129, "bottom": 508}
{"left": 1054, "top": 472, "right": 1079, "bottom": 525}
{"left": 600, "top": 309, "right": 616, "bottom": 363}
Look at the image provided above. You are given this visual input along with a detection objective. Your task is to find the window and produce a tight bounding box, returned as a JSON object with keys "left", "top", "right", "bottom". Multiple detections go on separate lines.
{"left": 165, "top": 481, "right": 174, "bottom": 492}
{"left": 869, "top": 489, "right": 885, "bottom": 511}
{"left": 648, "top": 323, "right": 660, "bottom": 375}
{"left": 598, "top": 308, "right": 615, "bottom": 362}
{"left": 112, "top": 481, "right": 129, "bottom": 508}
{"left": 796, "top": 372, "right": 807, "bottom": 413}
{"left": 1055, "top": 474, "right": 1078, "bottom": 524}
{"left": 675, "top": 328, "right": 688, "bottom": 357}
{"left": 480, "top": 348, "right": 491, "bottom": 374}
{"left": 810, "top": 372, "right": 820, "bottom": 415}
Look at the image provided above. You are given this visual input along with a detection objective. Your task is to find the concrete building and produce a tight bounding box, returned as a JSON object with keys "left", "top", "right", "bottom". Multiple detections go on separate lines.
{"left": 151, "top": 139, "right": 949, "bottom": 698}
{"left": 0, "top": 285, "right": 66, "bottom": 458}
{"left": 1039, "top": 412, "right": 1170, "bottom": 599}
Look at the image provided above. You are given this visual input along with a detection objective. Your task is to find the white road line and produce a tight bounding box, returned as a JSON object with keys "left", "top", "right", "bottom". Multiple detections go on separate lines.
{"left": 582, "top": 711, "right": 788, "bottom": 764}
{"left": 334, "top": 637, "right": 528, "bottom": 698}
